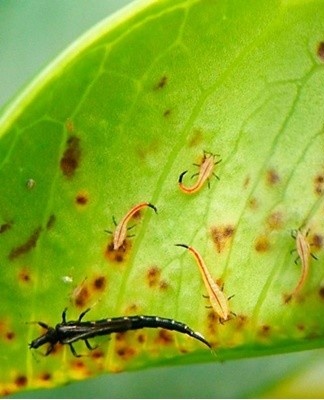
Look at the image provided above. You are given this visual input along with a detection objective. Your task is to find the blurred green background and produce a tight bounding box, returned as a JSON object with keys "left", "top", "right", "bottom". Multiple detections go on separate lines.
{"left": 1, "top": 1, "right": 324, "bottom": 398}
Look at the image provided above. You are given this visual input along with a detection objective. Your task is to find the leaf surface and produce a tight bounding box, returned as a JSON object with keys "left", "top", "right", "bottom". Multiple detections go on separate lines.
{"left": 1, "top": 0, "right": 324, "bottom": 394}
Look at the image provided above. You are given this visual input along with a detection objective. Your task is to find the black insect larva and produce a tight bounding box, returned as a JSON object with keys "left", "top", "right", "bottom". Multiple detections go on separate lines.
{"left": 29, "top": 309, "right": 211, "bottom": 357}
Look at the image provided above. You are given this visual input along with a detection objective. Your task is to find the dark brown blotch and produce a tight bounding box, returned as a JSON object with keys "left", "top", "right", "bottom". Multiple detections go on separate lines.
{"left": 312, "top": 233, "right": 323, "bottom": 250}
{"left": 6, "top": 331, "right": 15, "bottom": 341}
{"left": 154, "top": 75, "right": 168, "bottom": 90}
{"left": 137, "top": 333, "right": 146, "bottom": 344}
{"left": 60, "top": 135, "right": 81, "bottom": 178}
{"left": 0, "top": 221, "right": 12, "bottom": 234}
{"left": 75, "top": 192, "right": 88, "bottom": 206}
{"left": 9, "top": 226, "right": 42, "bottom": 260}
{"left": 71, "top": 359, "right": 86, "bottom": 370}
{"left": 18, "top": 267, "right": 31, "bottom": 284}
{"left": 318, "top": 287, "right": 324, "bottom": 300}
{"left": 259, "top": 325, "right": 271, "bottom": 337}
{"left": 206, "top": 310, "right": 219, "bottom": 336}
{"left": 92, "top": 276, "right": 107, "bottom": 292}
{"left": 116, "top": 346, "right": 136, "bottom": 360}
{"left": 266, "top": 169, "right": 280, "bottom": 186}
{"left": 40, "top": 372, "right": 51, "bottom": 382}
{"left": 254, "top": 235, "right": 270, "bottom": 252}
{"left": 73, "top": 285, "right": 90, "bottom": 308}
{"left": 147, "top": 266, "right": 161, "bottom": 288}
{"left": 115, "top": 332, "right": 126, "bottom": 342}
{"left": 296, "top": 323, "right": 305, "bottom": 331}
{"left": 235, "top": 314, "right": 248, "bottom": 330}
{"left": 105, "top": 240, "right": 131, "bottom": 264}
{"left": 15, "top": 375, "right": 27, "bottom": 387}
{"left": 314, "top": 174, "right": 324, "bottom": 195}
{"left": 155, "top": 329, "right": 174, "bottom": 345}
{"left": 211, "top": 225, "right": 235, "bottom": 253}
{"left": 91, "top": 349, "right": 104, "bottom": 360}
{"left": 317, "top": 42, "right": 324, "bottom": 61}
{"left": 46, "top": 214, "right": 56, "bottom": 230}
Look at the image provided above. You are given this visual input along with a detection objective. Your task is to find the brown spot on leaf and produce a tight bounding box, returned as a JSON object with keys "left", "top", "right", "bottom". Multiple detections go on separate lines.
{"left": 105, "top": 240, "right": 131, "bottom": 264}
{"left": 283, "top": 293, "right": 293, "bottom": 304}
{"left": 72, "top": 284, "right": 90, "bottom": 308}
{"left": 75, "top": 191, "right": 88, "bottom": 206}
{"left": 136, "top": 141, "right": 160, "bottom": 159}
{"left": 163, "top": 109, "right": 171, "bottom": 117}
{"left": 297, "top": 323, "right": 305, "bottom": 331}
{"left": 147, "top": 266, "right": 161, "bottom": 287}
{"left": 124, "top": 304, "right": 138, "bottom": 314}
{"left": 40, "top": 372, "right": 51, "bottom": 381}
{"left": 6, "top": 331, "right": 15, "bottom": 341}
{"left": 254, "top": 235, "right": 270, "bottom": 252}
{"left": 137, "top": 334, "right": 146, "bottom": 344}
{"left": 266, "top": 169, "right": 280, "bottom": 186}
{"left": 0, "top": 321, "right": 6, "bottom": 334}
{"left": 211, "top": 225, "right": 235, "bottom": 253}
{"left": 248, "top": 197, "right": 258, "bottom": 210}
{"left": 116, "top": 346, "right": 136, "bottom": 360}
{"left": 9, "top": 226, "right": 42, "bottom": 260}
{"left": 259, "top": 325, "right": 271, "bottom": 337}
{"left": 1, "top": 389, "right": 12, "bottom": 397}
{"left": 91, "top": 349, "right": 104, "bottom": 360}
{"left": 317, "top": 42, "right": 324, "bottom": 61}
{"left": 0, "top": 221, "right": 12, "bottom": 234}
{"left": 207, "top": 310, "right": 219, "bottom": 336}
{"left": 267, "top": 211, "right": 283, "bottom": 231}
{"left": 155, "top": 329, "right": 174, "bottom": 345}
{"left": 146, "top": 266, "right": 169, "bottom": 291}
{"left": 235, "top": 314, "right": 248, "bottom": 330}
{"left": 154, "top": 75, "right": 167, "bottom": 90}
{"left": 314, "top": 174, "right": 324, "bottom": 195}
{"left": 115, "top": 332, "right": 126, "bottom": 342}
{"left": 15, "top": 375, "right": 27, "bottom": 387}
{"left": 312, "top": 234, "right": 323, "bottom": 250}
{"left": 92, "top": 276, "right": 107, "bottom": 292}
{"left": 318, "top": 287, "right": 324, "bottom": 299}
{"left": 46, "top": 214, "right": 56, "bottom": 230}
{"left": 179, "top": 347, "right": 189, "bottom": 354}
{"left": 18, "top": 267, "right": 31, "bottom": 284}
{"left": 71, "top": 359, "right": 86, "bottom": 370}
{"left": 60, "top": 135, "right": 81, "bottom": 178}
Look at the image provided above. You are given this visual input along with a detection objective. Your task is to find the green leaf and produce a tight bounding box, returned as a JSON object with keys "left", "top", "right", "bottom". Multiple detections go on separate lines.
{"left": 1, "top": 0, "right": 324, "bottom": 395}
